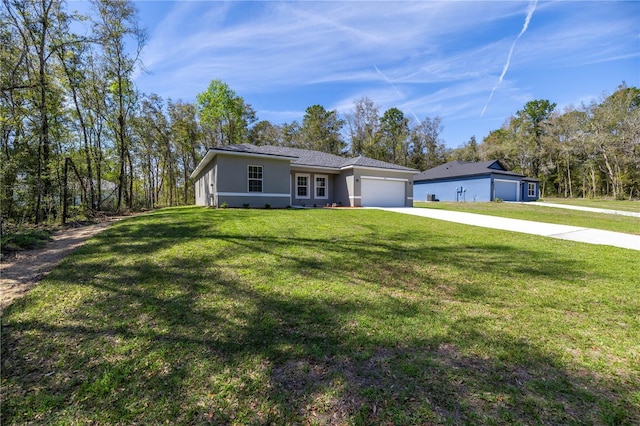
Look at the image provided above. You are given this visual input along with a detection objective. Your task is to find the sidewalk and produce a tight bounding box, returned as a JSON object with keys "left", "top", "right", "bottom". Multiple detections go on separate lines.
{"left": 375, "top": 207, "right": 640, "bottom": 251}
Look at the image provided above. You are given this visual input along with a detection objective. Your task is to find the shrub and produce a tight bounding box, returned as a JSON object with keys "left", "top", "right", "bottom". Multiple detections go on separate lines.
{"left": 265, "top": 203, "right": 271, "bottom": 209}
{"left": 1, "top": 227, "right": 53, "bottom": 254}
{"left": 242, "top": 203, "right": 250, "bottom": 209}
{"left": 220, "top": 202, "right": 228, "bottom": 209}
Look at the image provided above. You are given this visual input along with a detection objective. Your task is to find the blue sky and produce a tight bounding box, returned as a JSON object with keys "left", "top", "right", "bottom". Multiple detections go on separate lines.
{"left": 107, "top": 1, "right": 639, "bottom": 148}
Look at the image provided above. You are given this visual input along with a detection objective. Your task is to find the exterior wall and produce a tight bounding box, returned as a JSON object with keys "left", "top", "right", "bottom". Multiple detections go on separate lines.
{"left": 521, "top": 180, "right": 540, "bottom": 201}
{"left": 216, "top": 154, "right": 291, "bottom": 208}
{"left": 414, "top": 176, "right": 492, "bottom": 202}
{"left": 351, "top": 168, "right": 414, "bottom": 207}
{"left": 334, "top": 170, "right": 354, "bottom": 206}
{"left": 290, "top": 170, "right": 336, "bottom": 207}
{"left": 413, "top": 174, "right": 542, "bottom": 202}
{"left": 194, "top": 157, "right": 217, "bottom": 206}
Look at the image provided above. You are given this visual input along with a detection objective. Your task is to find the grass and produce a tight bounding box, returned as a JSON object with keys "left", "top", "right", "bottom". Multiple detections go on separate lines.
{"left": 414, "top": 201, "right": 640, "bottom": 235}
{"left": 541, "top": 197, "right": 640, "bottom": 213}
{"left": 2, "top": 207, "right": 639, "bottom": 424}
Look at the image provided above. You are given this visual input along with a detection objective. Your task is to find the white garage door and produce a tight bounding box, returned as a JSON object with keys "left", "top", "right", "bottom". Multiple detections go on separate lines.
{"left": 494, "top": 180, "right": 518, "bottom": 201}
{"left": 361, "top": 178, "right": 406, "bottom": 207}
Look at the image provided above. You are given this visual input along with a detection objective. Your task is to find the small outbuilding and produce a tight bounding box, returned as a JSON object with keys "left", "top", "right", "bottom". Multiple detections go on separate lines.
{"left": 413, "top": 160, "right": 539, "bottom": 202}
{"left": 191, "top": 144, "right": 417, "bottom": 208}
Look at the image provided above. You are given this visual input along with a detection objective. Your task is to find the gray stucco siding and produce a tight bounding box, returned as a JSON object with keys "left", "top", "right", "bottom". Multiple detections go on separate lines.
{"left": 217, "top": 194, "right": 290, "bottom": 208}
{"left": 215, "top": 154, "right": 291, "bottom": 195}
{"left": 194, "top": 157, "right": 217, "bottom": 206}
{"left": 333, "top": 170, "right": 354, "bottom": 206}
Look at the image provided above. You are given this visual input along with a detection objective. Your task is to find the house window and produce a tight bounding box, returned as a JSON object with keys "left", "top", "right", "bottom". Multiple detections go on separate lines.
{"left": 248, "top": 165, "right": 263, "bottom": 192}
{"left": 296, "top": 173, "right": 310, "bottom": 199}
{"left": 528, "top": 182, "right": 536, "bottom": 198}
{"left": 315, "top": 175, "right": 328, "bottom": 199}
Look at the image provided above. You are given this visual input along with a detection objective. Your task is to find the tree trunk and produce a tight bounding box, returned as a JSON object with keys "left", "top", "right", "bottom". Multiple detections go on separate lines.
{"left": 62, "top": 157, "right": 69, "bottom": 224}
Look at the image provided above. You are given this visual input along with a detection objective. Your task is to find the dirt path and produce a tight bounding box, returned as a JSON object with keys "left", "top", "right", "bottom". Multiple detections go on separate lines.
{"left": 1, "top": 216, "right": 129, "bottom": 313}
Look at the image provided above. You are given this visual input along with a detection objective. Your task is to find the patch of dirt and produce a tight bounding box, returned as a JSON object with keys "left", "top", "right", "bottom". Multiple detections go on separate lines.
{"left": 0, "top": 216, "right": 130, "bottom": 314}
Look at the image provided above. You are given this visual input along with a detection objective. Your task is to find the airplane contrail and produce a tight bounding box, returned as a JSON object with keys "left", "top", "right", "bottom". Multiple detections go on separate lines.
{"left": 374, "top": 64, "right": 421, "bottom": 124}
{"left": 481, "top": 0, "right": 538, "bottom": 117}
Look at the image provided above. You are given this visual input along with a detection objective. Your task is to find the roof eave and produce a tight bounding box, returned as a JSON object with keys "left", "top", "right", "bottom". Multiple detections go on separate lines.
{"left": 189, "top": 148, "right": 296, "bottom": 179}
{"left": 415, "top": 169, "right": 529, "bottom": 182}
{"left": 189, "top": 149, "right": 217, "bottom": 179}
{"left": 340, "top": 164, "right": 418, "bottom": 173}
{"left": 213, "top": 149, "right": 297, "bottom": 161}
{"left": 290, "top": 164, "right": 341, "bottom": 173}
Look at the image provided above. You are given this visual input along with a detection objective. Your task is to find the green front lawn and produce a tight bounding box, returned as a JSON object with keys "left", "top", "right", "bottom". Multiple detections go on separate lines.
{"left": 414, "top": 201, "right": 640, "bottom": 235}
{"left": 2, "top": 207, "right": 639, "bottom": 424}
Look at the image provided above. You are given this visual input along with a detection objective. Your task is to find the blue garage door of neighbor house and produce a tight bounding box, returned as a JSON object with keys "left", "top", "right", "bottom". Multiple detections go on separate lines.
{"left": 494, "top": 180, "right": 518, "bottom": 201}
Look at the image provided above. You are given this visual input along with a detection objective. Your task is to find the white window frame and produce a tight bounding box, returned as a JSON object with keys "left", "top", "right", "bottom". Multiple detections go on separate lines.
{"left": 248, "top": 165, "right": 263, "bottom": 193}
{"left": 314, "top": 174, "right": 328, "bottom": 199}
{"left": 295, "top": 173, "right": 310, "bottom": 199}
{"left": 528, "top": 182, "right": 536, "bottom": 197}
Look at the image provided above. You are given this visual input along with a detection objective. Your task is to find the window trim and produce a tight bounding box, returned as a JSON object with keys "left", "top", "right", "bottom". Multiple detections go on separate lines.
{"left": 295, "top": 173, "right": 310, "bottom": 199}
{"left": 527, "top": 182, "right": 536, "bottom": 197}
{"left": 248, "top": 165, "right": 263, "bottom": 193}
{"left": 314, "top": 174, "right": 328, "bottom": 199}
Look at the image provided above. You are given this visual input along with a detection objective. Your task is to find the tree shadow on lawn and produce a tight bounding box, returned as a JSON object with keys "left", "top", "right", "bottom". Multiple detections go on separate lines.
{"left": 2, "top": 209, "right": 636, "bottom": 424}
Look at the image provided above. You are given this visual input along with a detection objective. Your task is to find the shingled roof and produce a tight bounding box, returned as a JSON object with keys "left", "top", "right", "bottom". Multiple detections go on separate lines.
{"left": 212, "top": 144, "right": 416, "bottom": 172}
{"left": 414, "top": 160, "right": 528, "bottom": 181}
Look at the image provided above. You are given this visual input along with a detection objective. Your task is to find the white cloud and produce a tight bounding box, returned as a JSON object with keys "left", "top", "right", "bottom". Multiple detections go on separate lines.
{"left": 482, "top": 0, "right": 538, "bottom": 117}
{"left": 132, "top": 0, "right": 639, "bottom": 145}
{"left": 138, "top": 1, "right": 527, "bottom": 93}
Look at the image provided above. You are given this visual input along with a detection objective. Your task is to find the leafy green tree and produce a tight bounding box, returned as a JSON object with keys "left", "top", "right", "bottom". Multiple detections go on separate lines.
{"left": 281, "top": 121, "right": 302, "bottom": 148}
{"left": 58, "top": 39, "right": 98, "bottom": 212}
{"left": 376, "top": 107, "right": 409, "bottom": 164}
{"left": 450, "top": 136, "right": 481, "bottom": 163}
{"left": 248, "top": 120, "right": 281, "bottom": 146}
{"left": 409, "top": 116, "right": 448, "bottom": 170}
{"left": 1, "top": 6, "right": 25, "bottom": 223}
{"left": 585, "top": 84, "right": 640, "bottom": 199}
{"left": 81, "top": 48, "right": 111, "bottom": 211}
{"left": 132, "top": 94, "right": 172, "bottom": 208}
{"left": 300, "top": 104, "right": 345, "bottom": 155}
{"left": 3, "top": 0, "right": 75, "bottom": 222}
{"left": 544, "top": 108, "right": 588, "bottom": 197}
{"left": 196, "top": 79, "right": 255, "bottom": 146}
{"left": 168, "top": 99, "right": 201, "bottom": 204}
{"left": 92, "top": 0, "right": 147, "bottom": 211}
{"left": 479, "top": 126, "right": 518, "bottom": 168}
{"left": 514, "top": 99, "right": 557, "bottom": 179}
{"left": 345, "top": 96, "right": 379, "bottom": 156}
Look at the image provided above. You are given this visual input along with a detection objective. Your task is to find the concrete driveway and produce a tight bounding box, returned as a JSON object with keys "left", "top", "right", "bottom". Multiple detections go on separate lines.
{"left": 375, "top": 207, "right": 640, "bottom": 251}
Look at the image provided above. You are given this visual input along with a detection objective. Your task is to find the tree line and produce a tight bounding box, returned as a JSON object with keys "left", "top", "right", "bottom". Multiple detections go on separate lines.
{"left": 1, "top": 0, "right": 203, "bottom": 226}
{"left": 454, "top": 85, "right": 640, "bottom": 200}
{"left": 2, "top": 0, "right": 638, "bottom": 230}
